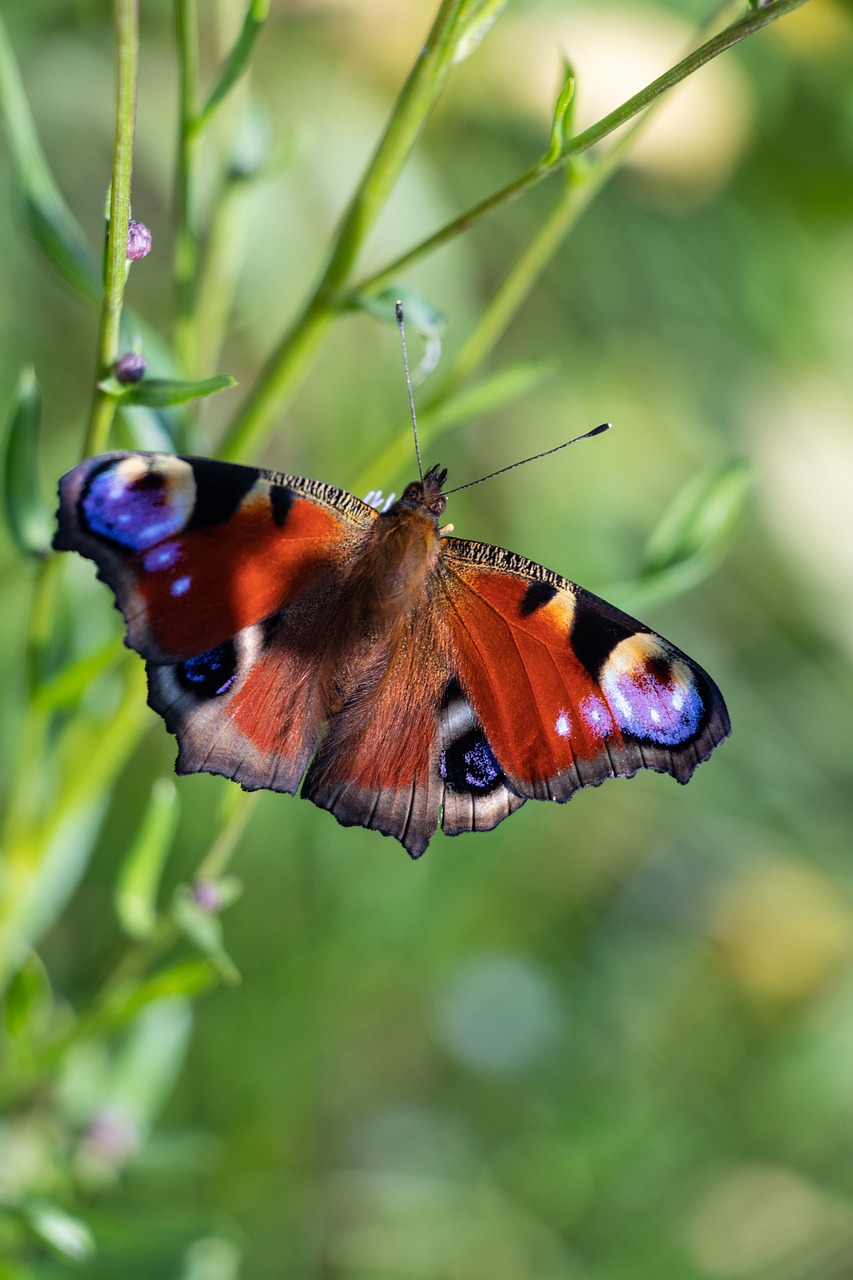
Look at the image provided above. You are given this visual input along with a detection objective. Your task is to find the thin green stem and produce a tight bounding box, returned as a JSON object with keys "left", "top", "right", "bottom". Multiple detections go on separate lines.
{"left": 439, "top": 0, "right": 749, "bottom": 397}
{"left": 353, "top": 0, "right": 810, "bottom": 298}
{"left": 83, "top": 0, "right": 139, "bottom": 457}
{"left": 175, "top": 0, "right": 200, "bottom": 376}
{"left": 195, "top": 791, "right": 257, "bottom": 882}
{"left": 193, "top": 0, "right": 270, "bottom": 135}
{"left": 194, "top": 3, "right": 258, "bottom": 376}
{"left": 219, "top": 0, "right": 473, "bottom": 462}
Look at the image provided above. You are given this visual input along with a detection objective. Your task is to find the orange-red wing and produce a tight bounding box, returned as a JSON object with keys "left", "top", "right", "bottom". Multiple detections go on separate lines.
{"left": 440, "top": 538, "right": 730, "bottom": 799}
{"left": 301, "top": 604, "right": 450, "bottom": 857}
{"left": 54, "top": 452, "right": 375, "bottom": 662}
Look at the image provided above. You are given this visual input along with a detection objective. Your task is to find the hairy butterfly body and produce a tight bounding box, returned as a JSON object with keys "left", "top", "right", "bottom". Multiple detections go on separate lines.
{"left": 54, "top": 451, "right": 730, "bottom": 857}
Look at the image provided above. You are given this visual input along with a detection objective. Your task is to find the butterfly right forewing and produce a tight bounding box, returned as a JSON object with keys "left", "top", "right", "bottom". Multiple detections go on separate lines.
{"left": 439, "top": 537, "right": 730, "bottom": 805}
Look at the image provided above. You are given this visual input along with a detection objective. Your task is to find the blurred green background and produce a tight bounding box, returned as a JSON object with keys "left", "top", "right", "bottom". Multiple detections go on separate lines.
{"left": 2, "top": 0, "right": 853, "bottom": 1277}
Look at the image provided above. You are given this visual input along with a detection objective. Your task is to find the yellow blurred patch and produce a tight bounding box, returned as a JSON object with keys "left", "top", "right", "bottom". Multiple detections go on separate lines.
{"left": 713, "top": 860, "right": 853, "bottom": 1002}
{"left": 686, "top": 1163, "right": 853, "bottom": 1276}
{"left": 771, "top": 0, "right": 853, "bottom": 57}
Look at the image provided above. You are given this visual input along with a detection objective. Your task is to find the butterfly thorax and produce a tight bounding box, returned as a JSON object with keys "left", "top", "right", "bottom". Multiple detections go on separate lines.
{"left": 350, "top": 503, "right": 442, "bottom": 630}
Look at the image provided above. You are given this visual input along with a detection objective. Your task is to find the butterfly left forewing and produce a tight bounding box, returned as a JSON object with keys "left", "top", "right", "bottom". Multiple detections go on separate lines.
{"left": 55, "top": 450, "right": 378, "bottom": 795}
{"left": 55, "top": 451, "right": 375, "bottom": 662}
{"left": 439, "top": 537, "right": 730, "bottom": 807}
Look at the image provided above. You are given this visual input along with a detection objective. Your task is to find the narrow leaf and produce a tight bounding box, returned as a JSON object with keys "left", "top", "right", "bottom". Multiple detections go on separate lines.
{"left": 97, "top": 961, "right": 219, "bottom": 1037}
{"left": 32, "top": 635, "right": 126, "bottom": 713}
{"left": 172, "top": 888, "right": 240, "bottom": 986}
{"left": 427, "top": 361, "right": 552, "bottom": 430}
{"left": 545, "top": 65, "right": 576, "bottom": 165}
{"left": 642, "top": 458, "right": 752, "bottom": 574}
{"left": 356, "top": 286, "right": 447, "bottom": 340}
{"left": 0, "top": 13, "right": 100, "bottom": 299}
{"left": 179, "top": 1235, "right": 243, "bottom": 1280}
{"left": 2, "top": 366, "right": 52, "bottom": 557}
{"left": 614, "top": 459, "right": 751, "bottom": 611}
{"left": 115, "top": 779, "right": 180, "bottom": 940}
{"left": 353, "top": 361, "right": 552, "bottom": 495}
{"left": 356, "top": 286, "right": 447, "bottom": 381}
{"left": 4, "top": 951, "right": 52, "bottom": 1038}
{"left": 23, "top": 1202, "right": 95, "bottom": 1263}
{"left": 98, "top": 374, "right": 237, "bottom": 407}
{"left": 453, "top": 0, "right": 506, "bottom": 64}
{"left": 196, "top": 0, "right": 271, "bottom": 132}
{"left": 107, "top": 998, "right": 194, "bottom": 1131}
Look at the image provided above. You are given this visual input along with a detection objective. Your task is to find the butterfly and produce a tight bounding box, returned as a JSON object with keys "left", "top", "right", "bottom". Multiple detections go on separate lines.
{"left": 54, "top": 450, "right": 730, "bottom": 857}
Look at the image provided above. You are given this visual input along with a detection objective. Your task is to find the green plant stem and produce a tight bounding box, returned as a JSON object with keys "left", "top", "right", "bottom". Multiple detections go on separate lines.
{"left": 194, "top": 0, "right": 270, "bottom": 134}
{"left": 195, "top": 175, "right": 253, "bottom": 377}
{"left": 83, "top": 0, "right": 139, "bottom": 458}
{"left": 195, "top": 791, "right": 257, "bottom": 882}
{"left": 353, "top": 0, "right": 810, "bottom": 297}
{"left": 437, "top": 0, "right": 750, "bottom": 399}
{"left": 219, "top": 0, "right": 475, "bottom": 462}
{"left": 175, "top": 0, "right": 199, "bottom": 376}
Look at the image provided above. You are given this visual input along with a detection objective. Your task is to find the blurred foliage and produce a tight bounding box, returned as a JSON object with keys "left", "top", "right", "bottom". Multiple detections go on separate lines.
{"left": 2, "top": 0, "right": 853, "bottom": 1277}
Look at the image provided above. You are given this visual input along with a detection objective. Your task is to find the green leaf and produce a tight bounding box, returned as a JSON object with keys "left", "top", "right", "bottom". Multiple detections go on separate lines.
{"left": 196, "top": 0, "right": 271, "bottom": 132}
{"left": 643, "top": 458, "right": 752, "bottom": 574}
{"left": 354, "top": 361, "right": 552, "bottom": 495}
{"left": 427, "top": 361, "right": 552, "bottom": 430}
{"left": 108, "top": 998, "right": 194, "bottom": 1132}
{"left": 355, "top": 287, "right": 448, "bottom": 381}
{"left": 98, "top": 374, "right": 237, "bottom": 408}
{"left": 115, "top": 779, "right": 180, "bottom": 940}
{"left": 2, "top": 366, "right": 52, "bottom": 557}
{"left": 453, "top": 0, "right": 506, "bottom": 65}
{"left": 3, "top": 951, "right": 52, "bottom": 1038}
{"left": 0, "top": 13, "right": 100, "bottom": 299}
{"left": 172, "top": 888, "right": 240, "bottom": 986}
{"left": 356, "top": 286, "right": 446, "bottom": 339}
{"left": 22, "top": 1202, "right": 95, "bottom": 1262}
{"left": 179, "top": 1236, "right": 243, "bottom": 1280}
{"left": 97, "top": 960, "right": 219, "bottom": 1037}
{"left": 616, "top": 459, "right": 751, "bottom": 611}
{"left": 32, "top": 635, "right": 126, "bottom": 713}
{"left": 545, "top": 64, "right": 576, "bottom": 165}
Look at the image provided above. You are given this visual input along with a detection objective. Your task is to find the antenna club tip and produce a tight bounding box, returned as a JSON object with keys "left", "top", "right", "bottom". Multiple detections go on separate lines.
{"left": 591, "top": 422, "right": 611, "bottom": 437}
{"left": 395, "top": 300, "right": 404, "bottom": 323}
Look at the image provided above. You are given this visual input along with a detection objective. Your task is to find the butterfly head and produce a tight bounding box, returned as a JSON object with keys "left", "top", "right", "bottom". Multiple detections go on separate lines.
{"left": 387, "top": 463, "right": 448, "bottom": 523}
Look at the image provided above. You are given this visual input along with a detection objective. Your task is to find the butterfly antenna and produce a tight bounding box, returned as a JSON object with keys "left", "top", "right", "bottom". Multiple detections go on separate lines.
{"left": 443, "top": 423, "right": 611, "bottom": 497}
{"left": 396, "top": 300, "right": 423, "bottom": 482}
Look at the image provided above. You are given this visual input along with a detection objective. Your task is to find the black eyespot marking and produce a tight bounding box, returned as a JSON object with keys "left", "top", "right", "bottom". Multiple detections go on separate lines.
{"left": 570, "top": 590, "right": 638, "bottom": 680}
{"left": 441, "top": 676, "right": 464, "bottom": 708}
{"left": 186, "top": 459, "right": 258, "bottom": 531}
{"left": 440, "top": 729, "right": 504, "bottom": 795}
{"left": 520, "top": 579, "right": 558, "bottom": 617}
{"left": 269, "top": 485, "right": 294, "bottom": 528}
{"left": 261, "top": 611, "right": 283, "bottom": 648}
{"left": 176, "top": 641, "right": 238, "bottom": 698}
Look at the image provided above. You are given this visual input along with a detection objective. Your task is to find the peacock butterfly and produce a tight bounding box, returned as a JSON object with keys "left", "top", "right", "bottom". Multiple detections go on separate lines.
{"left": 53, "top": 444, "right": 730, "bottom": 857}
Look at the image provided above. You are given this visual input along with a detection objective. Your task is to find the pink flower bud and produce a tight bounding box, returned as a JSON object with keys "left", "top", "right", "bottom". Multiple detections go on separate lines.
{"left": 126, "top": 219, "right": 152, "bottom": 261}
{"left": 114, "top": 352, "right": 148, "bottom": 383}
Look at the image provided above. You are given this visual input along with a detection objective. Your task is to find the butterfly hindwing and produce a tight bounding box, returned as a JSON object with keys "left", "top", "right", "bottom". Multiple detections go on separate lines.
{"left": 440, "top": 538, "right": 730, "bottom": 804}
{"left": 301, "top": 603, "right": 449, "bottom": 857}
{"left": 438, "top": 677, "right": 527, "bottom": 837}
